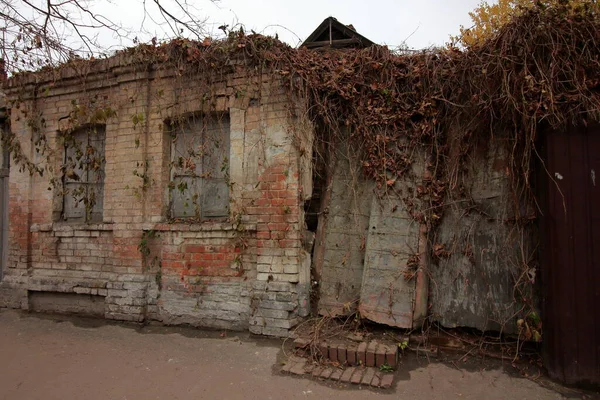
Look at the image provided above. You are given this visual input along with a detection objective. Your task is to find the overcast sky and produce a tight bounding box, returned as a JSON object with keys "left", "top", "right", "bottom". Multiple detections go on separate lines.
{"left": 98, "top": 0, "right": 485, "bottom": 50}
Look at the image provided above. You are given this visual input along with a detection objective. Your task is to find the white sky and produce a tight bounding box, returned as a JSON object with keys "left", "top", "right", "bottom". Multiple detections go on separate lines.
{"left": 96, "top": 0, "right": 485, "bottom": 50}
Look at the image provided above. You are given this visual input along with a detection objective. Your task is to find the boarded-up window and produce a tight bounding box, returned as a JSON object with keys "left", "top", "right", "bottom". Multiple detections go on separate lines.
{"left": 62, "top": 125, "right": 105, "bottom": 222}
{"left": 170, "top": 114, "right": 230, "bottom": 219}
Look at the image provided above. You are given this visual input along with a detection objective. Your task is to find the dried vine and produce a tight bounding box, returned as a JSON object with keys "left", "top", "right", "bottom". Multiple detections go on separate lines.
{"left": 4, "top": 2, "right": 600, "bottom": 341}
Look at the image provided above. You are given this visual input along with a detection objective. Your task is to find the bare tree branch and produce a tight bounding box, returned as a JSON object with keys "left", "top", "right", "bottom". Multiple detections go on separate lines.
{"left": 0, "top": 0, "right": 220, "bottom": 75}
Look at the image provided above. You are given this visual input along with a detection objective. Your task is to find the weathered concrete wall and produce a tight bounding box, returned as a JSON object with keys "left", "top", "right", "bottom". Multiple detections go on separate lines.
{"left": 358, "top": 193, "right": 419, "bottom": 328}
{"left": 317, "top": 144, "right": 429, "bottom": 328}
{"left": 318, "top": 144, "right": 373, "bottom": 316}
{"left": 0, "top": 56, "right": 313, "bottom": 337}
{"left": 316, "top": 137, "right": 529, "bottom": 333}
{"left": 357, "top": 150, "right": 429, "bottom": 329}
{"left": 430, "top": 139, "right": 533, "bottom": 333}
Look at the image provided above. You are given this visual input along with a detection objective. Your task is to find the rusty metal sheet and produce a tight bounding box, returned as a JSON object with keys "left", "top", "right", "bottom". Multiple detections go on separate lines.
{"left": 542, "top": 126, "right": 600, "bottom": 385}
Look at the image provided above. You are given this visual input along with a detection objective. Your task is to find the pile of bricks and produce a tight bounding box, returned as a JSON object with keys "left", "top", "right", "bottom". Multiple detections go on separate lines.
{"left": 283, "top": 338, "right": 399, "bottom": 388}
{"left": 294, "top": 338, "right": 399, "bottom": 368}
{"left": 281, "top": 357, "right": 395, "bottom": 389}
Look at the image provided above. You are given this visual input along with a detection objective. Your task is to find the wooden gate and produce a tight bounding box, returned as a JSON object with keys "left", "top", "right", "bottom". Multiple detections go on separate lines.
{"left": 541, "top": 126, "right": 600, "bottom": 385}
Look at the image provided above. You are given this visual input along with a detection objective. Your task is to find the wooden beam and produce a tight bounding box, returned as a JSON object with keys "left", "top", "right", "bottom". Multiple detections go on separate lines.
{"left": 304, "top": 38, "right": 361, "bottom": 48}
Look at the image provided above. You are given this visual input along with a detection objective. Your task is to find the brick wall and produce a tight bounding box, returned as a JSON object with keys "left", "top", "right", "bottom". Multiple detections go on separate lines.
{"left": 0, "top": 56, "right": 314, "bottom": 336}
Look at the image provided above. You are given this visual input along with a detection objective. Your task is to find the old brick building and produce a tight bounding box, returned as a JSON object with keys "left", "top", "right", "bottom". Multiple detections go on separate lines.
{"left": 0, "top": 46, "right": 314, "bottom": 336}
{"left": 0, "top": 25, "right": 532, "bottom": 339}
{"left": 2, "top": 10, "right": 599, "bottom": 385}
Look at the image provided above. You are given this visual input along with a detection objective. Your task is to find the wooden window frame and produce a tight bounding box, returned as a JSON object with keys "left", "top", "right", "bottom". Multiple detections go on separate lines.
{"left": 62, "top": 124, "right": 106, "bottom": 223}
{"left": 168, "top": 113, "right": 230, "bottom": 220}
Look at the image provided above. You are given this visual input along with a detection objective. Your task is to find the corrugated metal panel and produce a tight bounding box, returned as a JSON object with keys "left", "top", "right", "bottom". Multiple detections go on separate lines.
{"left": 0, "top": 175, "right": 4, "bottom": 281}
{"left": 0, "top": 119, "right": 8, "bottom": 281}
{"left": 542, "top": 126, "right": 600, "bottom": 385}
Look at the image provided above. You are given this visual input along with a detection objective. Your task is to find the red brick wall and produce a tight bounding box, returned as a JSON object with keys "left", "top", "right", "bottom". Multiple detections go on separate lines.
{"left": 0, "top": 57, "right": 314, "bottom": 334}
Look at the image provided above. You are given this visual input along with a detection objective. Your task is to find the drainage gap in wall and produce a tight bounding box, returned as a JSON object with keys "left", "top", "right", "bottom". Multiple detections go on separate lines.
{"left": 28, "top": 291, "right": 105, "bottom": 317}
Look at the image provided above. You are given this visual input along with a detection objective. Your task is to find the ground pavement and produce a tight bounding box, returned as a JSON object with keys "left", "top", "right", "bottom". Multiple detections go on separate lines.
{"left": 0, "top": 310, "right": 590, "bottom": 400}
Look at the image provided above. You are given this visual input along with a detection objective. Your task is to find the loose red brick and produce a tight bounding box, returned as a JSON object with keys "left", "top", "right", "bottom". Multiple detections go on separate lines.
{"left": 361, "top": 367, "right": 377, "bottom": 386}
{"left": 371, "top": 371, "right": 382, "bottom": 387}
{"left": 319, "top": 342, "right": 329, "bottom": 359}
{"left": 337, "top": 344, "right": 347, "bottom": 365}
{"left": 293, "top": 338, "right": 310, "bottom": 349}
{"left": 380, "top": 373, "right": 394, "bottom": 389}
{"left": 350, "top": 368, "right": 364, "bottom": 384}
{"left": 340, "top": 367, "right": 356, "bottom": 383}
{"left": 330, "top": 368, "right": 343, "bottom": 381}
{"left": 289, "top": 360, "right": 307, "bottom": 375}
{"left": 347, "top": 344, "right": 357, "bottom": 366}
{"left": 320, "top": 367, "right": 333, "bottom": 379}
{"left": 366, "top": 341, "right": 378, "bottom": 367}
{"left": 357, "top": 342, "right": 367, "bottom": 366}
{"left": 385, "top": 345, "right": 398, "bottom": 368}
{"left": 328, "top": 344, "right": 338, "bottom": 363}
{"left": 311, "top": 366, "right": 324, "bottom": 377}
{"left": 303, "top": 364, "right": 315, "bottom": 374}
{"left": 375, "top": 344, "right": 387, "bottom": 367}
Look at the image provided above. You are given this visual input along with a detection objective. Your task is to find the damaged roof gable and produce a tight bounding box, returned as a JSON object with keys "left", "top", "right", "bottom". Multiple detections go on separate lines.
{"left": 302, "top": 17, "right": 374, "bottom": 49}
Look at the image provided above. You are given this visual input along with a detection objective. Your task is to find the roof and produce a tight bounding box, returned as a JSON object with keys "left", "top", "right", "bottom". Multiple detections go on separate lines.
{"left": 301, "top": 17, "right": 375, "bottom": 49}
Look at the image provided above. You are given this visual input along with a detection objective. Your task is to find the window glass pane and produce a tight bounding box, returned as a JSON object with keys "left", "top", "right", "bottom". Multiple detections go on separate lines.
{"left": 87, "top": 127, "right": 105, "bottom": 184}
{"left": 64, "top": 133, "right": 86, "bottom": 184}
{"left": 63, "top": 125, "right": 105, "bottom": 222}
{"left": 202, "top": 178, "right": 229, "bottom": 218}
{"left": 63, "top": 182, "right": 85, "bottom": 219}
{"left": 172, "top": 118, "right": 203, "bottom": 177}
{"left": 203, "top": 116, "right": 230, "bottom": 181}
{"left": 171, "top": 176, "right": 202, "bottom": 218}
{"left": 170, "top": 114, "right": 230, "bottom": 219}
{"left": 88, "top": 182, "right": 104, "bottom": 222}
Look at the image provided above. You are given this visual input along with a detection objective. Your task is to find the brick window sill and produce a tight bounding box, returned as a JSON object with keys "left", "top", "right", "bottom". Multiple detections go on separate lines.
{"left": 30, "top": 222, "right": 115, "bottom": 233}
{"left": 150, "top": 222, "right": 257, "bottom": 232}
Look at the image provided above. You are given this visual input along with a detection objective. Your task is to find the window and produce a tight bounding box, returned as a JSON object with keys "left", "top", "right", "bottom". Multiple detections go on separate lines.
{"left": 62, "top": 125, "right": 105, "bottom": 222}
{"left": 169, "top": 114, "right": 230, "bottom": 219}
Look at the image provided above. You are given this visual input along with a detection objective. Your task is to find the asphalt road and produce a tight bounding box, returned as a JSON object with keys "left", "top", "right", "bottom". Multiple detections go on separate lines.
{"left": 0, "top": 309, "right": 583, "bottom": 400}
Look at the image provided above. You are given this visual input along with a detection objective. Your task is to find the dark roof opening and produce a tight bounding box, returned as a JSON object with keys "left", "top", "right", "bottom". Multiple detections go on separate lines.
{"left": 302, "top": 17, "right": 375, "bottom": 49}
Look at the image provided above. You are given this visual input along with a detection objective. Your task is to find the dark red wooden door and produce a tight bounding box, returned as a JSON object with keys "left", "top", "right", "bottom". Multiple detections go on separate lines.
{"left": 543, "top": 126, "right": 600, "bottom": 385}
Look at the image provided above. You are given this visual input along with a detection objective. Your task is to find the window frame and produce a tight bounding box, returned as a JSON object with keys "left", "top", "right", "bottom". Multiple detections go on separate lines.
{"left": 168, "top": 113, "right": 230, "bottom": 220}
{"left": 61, "top": 124, "right": 106, "bottom": 223}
